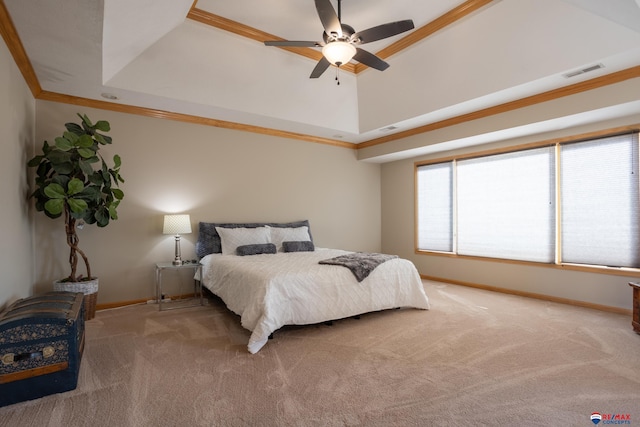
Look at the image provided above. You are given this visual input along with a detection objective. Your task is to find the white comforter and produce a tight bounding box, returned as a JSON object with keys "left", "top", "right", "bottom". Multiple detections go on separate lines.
{"left": 200, "top": 248, "right": 430, "bottom": 353}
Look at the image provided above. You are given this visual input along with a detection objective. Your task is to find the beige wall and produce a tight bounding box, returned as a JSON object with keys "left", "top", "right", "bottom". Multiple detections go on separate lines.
{"left": 5, "top": 30, "right": 638, "bottom": 312}
{"left": 33, "top": 102, "right": 382, "bottom": 305}
{"left": 381, "top": 114, "right": 640, "bottom": 311}
{"left": 0, "top": 37, "right": 36, "bottom": 309}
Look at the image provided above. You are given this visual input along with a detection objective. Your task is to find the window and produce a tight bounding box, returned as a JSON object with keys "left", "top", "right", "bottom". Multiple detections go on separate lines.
{"left": 416, "top": 162, "right": 453, "bottom": 252}
{"left": 560, "top": 134, "right": 640, "bottom": 267}
{"left": 457, "top": 147, "right": 555, "bottom": 262}
{"left": 416, "top": 131, "right": 640, "bottom": 270}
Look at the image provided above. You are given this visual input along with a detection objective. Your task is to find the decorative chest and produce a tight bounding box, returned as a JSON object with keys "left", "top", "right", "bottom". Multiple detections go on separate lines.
{"left": 0, "top": 292, "right": 85, "bottom": 407}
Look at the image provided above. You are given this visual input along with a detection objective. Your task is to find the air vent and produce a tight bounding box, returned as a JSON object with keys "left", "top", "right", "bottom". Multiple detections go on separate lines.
{"left": 563, "top": 63, "right": 604, "bottom": 79}
{"left": 101, "top": 92, "right": 119, "bottom": 100}
{"left": 379, "top": 125, "right": 399, "bottom": 133}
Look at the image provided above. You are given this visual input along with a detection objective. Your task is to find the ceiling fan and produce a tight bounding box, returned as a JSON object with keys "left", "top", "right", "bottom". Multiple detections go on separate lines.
{"left": 264, "top": 0, "right": 414, "bottom": 79}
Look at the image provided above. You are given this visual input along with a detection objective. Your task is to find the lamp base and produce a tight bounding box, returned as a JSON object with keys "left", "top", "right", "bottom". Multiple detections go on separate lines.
{"left": 173, "top": 234, "right": 183, "bottom": 266}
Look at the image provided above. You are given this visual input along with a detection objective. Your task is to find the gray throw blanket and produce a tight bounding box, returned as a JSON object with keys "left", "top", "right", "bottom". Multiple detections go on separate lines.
{"left": 319, "top": 252, "right": 398, "bottom": 282}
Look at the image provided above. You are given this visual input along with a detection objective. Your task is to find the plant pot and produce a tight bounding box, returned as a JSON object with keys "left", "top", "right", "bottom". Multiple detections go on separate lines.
{"left": 53, "top": 278, "right": 99, "bottom": 320}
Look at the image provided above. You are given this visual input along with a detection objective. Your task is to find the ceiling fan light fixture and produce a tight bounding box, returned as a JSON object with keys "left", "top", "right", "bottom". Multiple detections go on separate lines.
{"left": 322, "top": 41, "right": 356, "bottom": 66}
{"left": 264, "top": 0, "right": 414, "bottom": 78}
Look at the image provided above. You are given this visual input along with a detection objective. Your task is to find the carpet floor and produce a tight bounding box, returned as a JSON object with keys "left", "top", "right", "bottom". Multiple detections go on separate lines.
{"left": 1, "top": 281, "right": 639, "bottom": 426}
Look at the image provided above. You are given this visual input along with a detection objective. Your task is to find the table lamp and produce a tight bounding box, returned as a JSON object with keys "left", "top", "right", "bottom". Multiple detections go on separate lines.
{"left": 163, "top": 214, "right": 192, "bottom": 265}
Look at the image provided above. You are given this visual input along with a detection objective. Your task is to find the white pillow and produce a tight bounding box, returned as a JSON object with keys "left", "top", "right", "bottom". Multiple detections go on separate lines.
{"left": 268, "top": 226, "right": 311, "bottom": 252}
{"left": 216, "top": 226, "right": 271, "bottom": 255}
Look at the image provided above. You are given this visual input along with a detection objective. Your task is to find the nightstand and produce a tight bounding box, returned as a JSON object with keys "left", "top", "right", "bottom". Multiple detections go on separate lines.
{"left": 155, "top": 262, "right": 203, "bottom": 311}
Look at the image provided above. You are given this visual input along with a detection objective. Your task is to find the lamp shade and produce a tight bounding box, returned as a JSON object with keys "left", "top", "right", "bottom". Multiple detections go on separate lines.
{"left": 322, "top": 41, "right": 356, "bottom": 66}
{"left": 163, "top": 214, "right": 192, "bottom": 235}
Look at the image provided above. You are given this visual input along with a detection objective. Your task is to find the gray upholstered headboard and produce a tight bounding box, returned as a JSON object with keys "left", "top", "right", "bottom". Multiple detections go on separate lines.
{"left": 195, "top": 220, "right": 312, "bottom": 258}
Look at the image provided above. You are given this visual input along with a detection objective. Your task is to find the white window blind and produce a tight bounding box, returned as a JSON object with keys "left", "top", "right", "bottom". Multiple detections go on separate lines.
{"left": 417, "top": 162, "right": 453, "bottom": 252}
{"left": 456, "top": 147, "right": 555, "bottom": 262}
{"left": 560, "top": 133, "right": 640, "bottom": 268}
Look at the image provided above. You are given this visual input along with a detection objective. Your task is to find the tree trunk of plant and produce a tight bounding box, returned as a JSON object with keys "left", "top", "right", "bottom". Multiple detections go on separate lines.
{"left": 64, "top": 205, "right": 91, "bottom": 281}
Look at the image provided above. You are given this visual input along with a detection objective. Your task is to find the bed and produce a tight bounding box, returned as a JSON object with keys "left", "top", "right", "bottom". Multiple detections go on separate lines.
{"left": 196, "top": 220, "right": 430, "bottom": 353}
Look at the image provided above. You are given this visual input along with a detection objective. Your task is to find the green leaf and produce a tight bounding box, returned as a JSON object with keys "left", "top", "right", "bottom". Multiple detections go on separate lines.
{"left": 68, "top": 197, "right": 88, "bottom": 214}
{"left": 55, "top": 136, "right": 73, "bottom": 151}
{"left": 113, "top": 154, "right": 121, "bottom": 168}
{"left": 93, "top": 133, "right": 106, "bottom": 144}
{"left": 51, "top": 162, "right": 74, "bottom": 175}
{"left": 77, "top": 134, "right": 94, "bottom": 148}
{"left": 80, "top": 186, "right": 101, "bottom": 203}
{"left": 95, "top": 207, "right": 110, "bottom": 226}
{"left": 78, "top": 147, "right": 95, "bottom": 158}
{"left": 44, "top": 209, "right": 61, "bottom": 219}
{"left": 65, "top": 122, "right": 83, "bottom": 135}
{"left": 79, "top": 159, "right": 94, "bottom": 176}
{"left": 51, "top": 175, "right": 70, "bottom": 188}
{"left": 79, "top": 113, "right": 92, "bottom": 127}
{"left": 95, "top": 120, "right": 110, "bottom": 132}
{"left": 88, "top": 172, "right": 104, "bottom": 187}
{"left": 44, "top": 198, "right": 64, "bottom": 215}
{"left": 44, "top": 183, "right": 66, "bottom": 199}
{"left": 34, "top": 197, "right": 46, "bottom": 212}
{"left": 63, "top": 131, "right": 79, "bottom": 144}
{"left": 112, "top": 188, "right": 124, "bottom": 200}
{"left": 47, "top": 149, "right": 71, "bottom": 164}
{"left": 109, "top": 201, "right": 119, "bottom": 220}
{"left": 67, "top": 178, "right": 84, "bottom": 195}
{"left": 27, "top": 155, "right": 43, "bottom": 167}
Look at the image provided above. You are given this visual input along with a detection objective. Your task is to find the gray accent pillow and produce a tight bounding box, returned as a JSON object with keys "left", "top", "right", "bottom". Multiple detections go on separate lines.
{"left": 282, "top": 240, "right": 315, "bottom": 253}
{"left": 196, "top": 220, "right": 312, "bottom": 258}
{"left": 236, "top": 243, "right": 277, "bottom": 256}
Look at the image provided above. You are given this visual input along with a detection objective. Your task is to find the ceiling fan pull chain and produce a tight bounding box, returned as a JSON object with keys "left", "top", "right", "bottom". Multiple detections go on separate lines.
{"left": 335, "top": 66, "right": 340, "bottom": 85}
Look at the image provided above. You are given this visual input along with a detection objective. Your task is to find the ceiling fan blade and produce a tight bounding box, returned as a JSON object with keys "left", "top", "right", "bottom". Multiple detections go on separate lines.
{"left": 310, "top": 57, "right": 331, "bottom": 78}
{"left": 352, "top": 20, "right": 415, "bottom": 45}
{"left": 353, "top": 48, "right": 389, "bottom": 71}
{"left": 264, "top": 40, "right": 321, "bottom": 47}
{"left": 314, "top": 0, "right": 342, "bottom": 38}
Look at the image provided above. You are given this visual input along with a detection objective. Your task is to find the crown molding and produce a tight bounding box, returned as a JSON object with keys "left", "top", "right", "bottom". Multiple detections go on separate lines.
{"left": 354, "top": 0, "right": 494, "bottom": 73}
{"left": 0, "top": 0, "right": 41, "bottom": 96}
{"left": 36, "top": 90, "right": 355, "bottom": 149}
{"left": 188, "top": 0, "right": 494, "bottom": 76}
{"left": 358, "top": 65, "right": 640, "bottom": 149}
{"left": 186, "top": 7, "right": 357, "bottom": 74}
{"left": 2, "top": 0, "right": 638, "bottom": 154}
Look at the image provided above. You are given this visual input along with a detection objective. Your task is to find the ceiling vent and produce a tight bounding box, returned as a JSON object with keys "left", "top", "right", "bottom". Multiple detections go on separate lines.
{"left": 563, "top": 63, "right": 605, "bottom": 79}
{"left": 379, "top": 125, "right": 399, "bottom": 133}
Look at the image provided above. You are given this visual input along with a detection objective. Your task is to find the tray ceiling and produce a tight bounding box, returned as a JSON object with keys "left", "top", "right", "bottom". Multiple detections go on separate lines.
{"left": 3, "top": 0, "right": 640, "bottom": 161}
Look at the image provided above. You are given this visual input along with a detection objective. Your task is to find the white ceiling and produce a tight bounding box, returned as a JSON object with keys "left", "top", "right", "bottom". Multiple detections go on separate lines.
{"left": 5, "top": 0, "right": 640, "bottom": 161}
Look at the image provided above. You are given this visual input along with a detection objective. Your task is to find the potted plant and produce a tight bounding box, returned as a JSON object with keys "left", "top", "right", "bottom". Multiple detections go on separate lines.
{"left": 28, "top": 113, "right": 124, "bottom": 319}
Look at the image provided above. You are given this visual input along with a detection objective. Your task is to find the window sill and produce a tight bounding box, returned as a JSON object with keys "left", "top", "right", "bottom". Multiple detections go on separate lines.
{"left": 415, "top": 249, "right": 640, "bottom": 278}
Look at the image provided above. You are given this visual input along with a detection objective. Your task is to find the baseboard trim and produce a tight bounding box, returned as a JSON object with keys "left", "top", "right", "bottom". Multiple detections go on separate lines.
{"left": 98, "top": 280, "right": 632, "bottom": 317}
{"left": 96, "top": 299, "right": 147, "bottom": 311}
{"left": 96, "top": 293, "right": 206, "bottom": 312}
{"left": 421, "top": 275, "right": 632, "bottom": 316}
